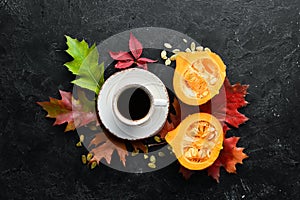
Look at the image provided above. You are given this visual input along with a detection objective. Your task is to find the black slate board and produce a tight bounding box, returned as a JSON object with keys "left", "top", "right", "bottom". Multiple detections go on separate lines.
{"left": 0, "top": 0, "right": 299, "bottom": 199}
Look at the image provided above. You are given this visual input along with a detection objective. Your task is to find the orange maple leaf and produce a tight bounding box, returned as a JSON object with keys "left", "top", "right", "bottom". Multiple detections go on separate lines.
{"left": 89, "top": 132, "right": 128, "bottom": 166}
{"left": 37, "top": 90, "right": 98, "bottom": 131}
{"left": 207, "top": 137, "right": 248, "bottom": 182}
{"left": 200, "top": 78, "right": 249, "bottom": 128}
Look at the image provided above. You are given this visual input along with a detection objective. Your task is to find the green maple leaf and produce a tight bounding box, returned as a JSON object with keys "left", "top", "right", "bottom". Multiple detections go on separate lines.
{"left": 64, "top": 35, "right": 104, "bottom": 94}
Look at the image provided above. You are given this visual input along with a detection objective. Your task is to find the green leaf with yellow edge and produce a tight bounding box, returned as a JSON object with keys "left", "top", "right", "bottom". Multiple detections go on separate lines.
{"left": 64, "top": 35, "right": 104, "bottom": 94}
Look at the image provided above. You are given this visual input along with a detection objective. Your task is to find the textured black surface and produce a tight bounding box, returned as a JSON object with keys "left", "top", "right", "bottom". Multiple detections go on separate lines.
{"left": 1, "top": 0, "right": 300, "bottom": 199}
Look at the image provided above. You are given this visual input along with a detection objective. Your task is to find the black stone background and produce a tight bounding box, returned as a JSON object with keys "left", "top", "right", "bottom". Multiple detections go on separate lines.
{"left": 1, "top": 0, "right": 300, "bottom": 199}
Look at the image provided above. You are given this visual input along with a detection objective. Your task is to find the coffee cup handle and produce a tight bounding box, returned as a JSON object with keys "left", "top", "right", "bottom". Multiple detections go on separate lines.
{"left": 153, "top": 99, "right": 168, "bottom": 107}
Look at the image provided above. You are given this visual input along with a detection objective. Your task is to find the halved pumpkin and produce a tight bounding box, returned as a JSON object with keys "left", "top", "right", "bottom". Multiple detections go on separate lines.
{"left": 173, "top": 51, "right": 226, "bottom": 105}
{"left": 165, "top": 113, "right": 223, "bottom": 170}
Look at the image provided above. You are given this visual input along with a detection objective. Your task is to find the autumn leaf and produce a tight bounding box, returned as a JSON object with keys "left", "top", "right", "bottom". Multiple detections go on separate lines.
{"left": 207, "top": 137, "right": 248, "bottom": 182}
{"left": 64, "top": 35, "right": 104, "bottom": 95}
{"left": 179, "top": 165, "right": 194, "bottom": 180}
{"left": 37, "top": 90, "right": 98, "bottom": 132}
{"left": 158, "top": 97, "right": 181, "bottom": 139}
{"left": 109, "top": 33, "right": 157, "bottom": 70}
{"left": 200, "top": 78, "right": 249, "bottom": 128}
{"left": 131, "top": 140, "right": 148, "bottom": 153}
{"left": 89, "top": 132, "right": 128, "bottom": 166}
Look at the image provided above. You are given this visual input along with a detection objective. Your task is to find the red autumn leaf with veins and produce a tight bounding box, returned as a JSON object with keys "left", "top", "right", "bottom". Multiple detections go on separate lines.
{"left": 207, "top": 136, "right": 248, "bottom": 182}
{"left": 89, "top": 132, "right": 128, "bottom": 166}
{"left": 109, "top": 33, "right": 157, "bottom": 70}
{"left": 200, "top": 78, "right": 249, "bottom": 128}
{"left": 37, "top": 90, "right": 98, "bottom": 132}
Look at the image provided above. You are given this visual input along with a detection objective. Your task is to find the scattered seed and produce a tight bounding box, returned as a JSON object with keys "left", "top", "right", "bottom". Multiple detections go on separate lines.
{"left": 164, "top": 43, "right": 172, "bottom": 48}
{"left": 204, "top": 47, "right": 211, "bottom": 52}
{"left": 131, "top": 149, "right": 139, "bottom": 157}
{"left": 81, "top": 155, "right": 87, "bottom": 164}
{"left": 190, "top": 42, "right": 196, "bottom": 51}
{"left": 76, "top": 141, "right": 82, "bottom": 147}
{"left": 165, "top": 58, "right": 171, "bottom": 66}
{"left": 185, "top": 151, "right": 192, "bottom": 158}
{"left": 210, "top": 77, "right": 217, "bottom": 85}
{"left": 144, "top": 154, "right": 149, "bottom": 159}
{"left": 170, "top": 54, "right": 177, "bottom": 61}
{"left": 202, "top": 91, "right": 209, "bottom": 97}
{"left": 167, "top": 145, "right": 173, "bottom": 150}
{"left": 158, "top": 152, "right": 165, "bottom": 157}
{"left": 148, "top": 162, "right": 156, "bottom": 169}
{"left": 196, "top": 46, "right": 204, "bottom": 51}
{"left": 91, "top": 161, "right": 97, "bottom": 169}
{"left": 169, "top": 151, "right": 173, "bottom": 155}
{"left": 161, "top": 50, "right": 167, "bottom": 60}
{"left": 79, "top": 134, "right": 84, "bottom": 142}
{"left": 207, "top": 132, "right": 215, "bottom": 141}
{"left": 150, "top": 155, "right": 156, "bottom": 163}
{"left": 87, "top": 153, "right": 93, "bottom": 161}
{"left": 154, "top": 136, "right": 161, "bottom": 143}
{"left": 185, "top": 48, "right": 192, "bottom": 52}
{"left": 172, "top": 49, "right": 180, "bottom": 53}
{"left": 206, "top": 149, "right": 211, "bottom": 158}
{"left": 183, "top": 38, "right": 187, "bottom": 43}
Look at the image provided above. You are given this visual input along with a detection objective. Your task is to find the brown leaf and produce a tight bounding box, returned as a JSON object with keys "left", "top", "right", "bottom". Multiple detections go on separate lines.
{"left": 130, "top": 140, "right": 148, "bottom": 153}
{"left": 179, "top": 165, "right": 194, "bottom": 180}
{"left": 89, "top": 132, "right": 128, "bottom": 166}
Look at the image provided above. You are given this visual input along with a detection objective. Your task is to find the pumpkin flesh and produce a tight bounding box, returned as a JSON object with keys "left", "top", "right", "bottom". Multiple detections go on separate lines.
{"left": 165, "top": 113, "right": 223, "bottom": 170}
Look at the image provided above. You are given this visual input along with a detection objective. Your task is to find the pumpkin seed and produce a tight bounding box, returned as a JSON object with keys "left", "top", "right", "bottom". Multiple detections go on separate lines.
{"left": 210, "top": 77, "right": 217, "bottom": 85}
{"left": 167, "top": 145, "right": 173, "bottom": 150}
{"left": 185, "top": 150, "right": 192, "bottom": 158}
{"left": 170, "top": 54, "right": 177, "bottom": 61}
{"left": 161, "top": 50, "right": 167, "bottom": 60}
{"left": 185, "top": 48, "right": 192, "bottom": 52}
{"left": 190, "top": 42, "right": 196, "bottom": 51}
{"left": 165, "top": 58, "right": 171, "bottom": 66}
{"left": 164, "top": 43, "right": 172, "bottom": 48}
{"left": 87, "top": 153, "right": 93, "bottom": 161}
{"left": 158, "top": 152, "right": 165, "bottom": 157}
{"left": 206, "top": 149, "right": 211, "bottom": 158}
{"left": 150, "top": 155, "right": 156, "bottom": 163}
{"left": 183, "top": 38, "right": 188, "bottom": 43}
{"left": 199, "top": 149, "right": 206, "bottom": 158}
{"left": 131, "top": 149, "right": 139, "bottom": 157}
{"left": 76, "top": 141, "right": 82, "bottom": 147}
{"left": 144, "top": 154, "right": 149, "bottom": 159}
{"left": 207, "top": 132, "right": 215, "bottom": 141}
{"left": 202, "top": 91, "right": 209, "bottom": 97}
{"left": 91, "top": 161, "right": 97, "bottom": 169}
{"left": 81, "top": 155, "right": 87, "bottom": 164}
{"left": 154, "top": 136, "right": 161, "bottom": 143}
{"left": 196, "top": 46, "right": 204, "bottom": 51}
{"left": 172, "top": 49, "right": 180, "bottom": 53}
{"left": 204, "top": 47, "right": 211, "bottom": 52}
{"left": 79, "top": 134, "right": 84, "bottom": 142}
{"left": 148, "top": 162, "right": 156, "bottom": 169}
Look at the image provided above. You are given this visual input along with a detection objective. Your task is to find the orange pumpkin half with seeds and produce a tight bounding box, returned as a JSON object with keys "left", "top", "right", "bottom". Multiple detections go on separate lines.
{"left": 173, "top": 51, "right": 226, "bottom": 105}
{"left": 165, "top": 113, "right": 223, "bottom": 170}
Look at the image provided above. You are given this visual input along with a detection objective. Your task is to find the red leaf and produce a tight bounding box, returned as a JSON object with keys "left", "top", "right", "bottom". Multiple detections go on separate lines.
{"left": 90, "top": 132, "right": 128, "bottom": 166}
{"left": 137, "top": 57, "right": 157, "bottom": 63}
{"left": 179, "top": 165, "right": 194, "bottom": 180}
{"left": 109, "top": 51, "right": 133, "bottom": 61}
{"left": 200, "top": 78, "right": 249, "bottom": 128}
{"left": 129, "top": 33, "right": 143, "bottom": 59}
{"left": 207, "top": 137, "right": 248, "bottom": 182}
{"left": 136, "top": 62, "right": 148, "bottom": 70}
{"left": 37, "top": 90, "right": 97, "bottom": 132}
{"left": 115, "top": 60, "right": 135, "bottom": 69}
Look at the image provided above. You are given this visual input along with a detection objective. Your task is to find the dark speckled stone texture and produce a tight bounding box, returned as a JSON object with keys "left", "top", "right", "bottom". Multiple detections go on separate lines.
{"left": 0, "top": 0, "right": 299, "bottom": 199}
